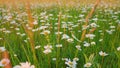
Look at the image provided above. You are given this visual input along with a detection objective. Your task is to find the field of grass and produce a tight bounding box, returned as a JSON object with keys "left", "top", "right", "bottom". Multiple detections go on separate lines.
{"left": 0, "top": 0, "right": 120, "bottom": 68}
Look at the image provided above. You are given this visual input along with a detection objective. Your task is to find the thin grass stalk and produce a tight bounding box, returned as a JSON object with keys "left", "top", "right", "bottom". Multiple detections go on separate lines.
{"left": 75, "top": 0, "right": 100, "bottom": 57}
{"left": 56, "top": 0, "right": 62, "bottom": 67}
{"left": 80, "top": 0, "right": 101, "bottom": 41}
{"left": 56, "top": 12, "right": 61, "bottom": 68}
{"left": 22, "top": 0, "right": 38, "bottom": 67}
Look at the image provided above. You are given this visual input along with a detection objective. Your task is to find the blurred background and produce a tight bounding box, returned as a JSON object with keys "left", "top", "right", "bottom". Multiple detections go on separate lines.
{"left": 0, "top": 0, "right": 119, "bottom": 7}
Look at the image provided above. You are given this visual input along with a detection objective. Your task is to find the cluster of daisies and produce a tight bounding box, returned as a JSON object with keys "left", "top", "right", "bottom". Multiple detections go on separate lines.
{"left": 0, "top": 46, "right": 109, "bottom": 68}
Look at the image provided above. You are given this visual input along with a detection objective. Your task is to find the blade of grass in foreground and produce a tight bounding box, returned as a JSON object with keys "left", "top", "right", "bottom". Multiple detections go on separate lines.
{"left": 80, "top": 0, "right": 101, "bottom": 42}
{"left": 21, "top": 0, "right": 39, "bottom": 67}
{"left": 75, "top": 0, "right": 101, "bottom": 57}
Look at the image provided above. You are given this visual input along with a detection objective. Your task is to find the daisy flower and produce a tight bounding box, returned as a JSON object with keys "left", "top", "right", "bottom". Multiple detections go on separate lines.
{"left": 99, "top": 51, "right": 108, "bottom": 56}
{"left": 84, "top": 62, "right": 92, "bottom": 68}
{"left": 13, "top": 62, "right": 35, "bottom": 68}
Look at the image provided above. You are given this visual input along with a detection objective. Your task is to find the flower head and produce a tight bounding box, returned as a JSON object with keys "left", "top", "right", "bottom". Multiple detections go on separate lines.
{"left": 67, "top": 38, "right": 74, "bottom": 43}
{"left": 43, "top": 45, "right": 52, "bottom": 54}
{"left": 83, "top": 42, "right": 90, "bottom": 47}
{"left": 43, "top": 49, "right": 52, "bottom": 54}
{"left": 41, "top": 30, "right": 50, "bottom": 35}
{"left": 56, "top": 44, "right": 62, "bottom": 48}
{"left": 99, "top": 51, "right": 108, "bottom": 56}
{"left": 84, "top": 62, "right": 92, "bottom": 68}
{"left": 0, "top": 47, "right": 6, "bottom": 52}
{"left": 65, "top": 59, "right": 77, "bottom": 68}
{"left": 13, "top": 62, "right": 35, "bottom": 68}
{"left": 117, "top": 47, "right": 120, "bottom": 51}
{"left": 75, "top": 45, "right": 82, "bottom": 51}
{"left": 85, "top": 34, "right": 95, "bottom": 39}
{"left": 62, "top": 34, "right": 70, "bottom": 39}
{"left": 0, "top": 58, "right": 10, "bottom": 66}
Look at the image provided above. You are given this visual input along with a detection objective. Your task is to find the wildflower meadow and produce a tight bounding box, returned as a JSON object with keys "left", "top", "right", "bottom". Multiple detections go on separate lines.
{"left": 0, "top": 0, "right": 120, "bottom": 68}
